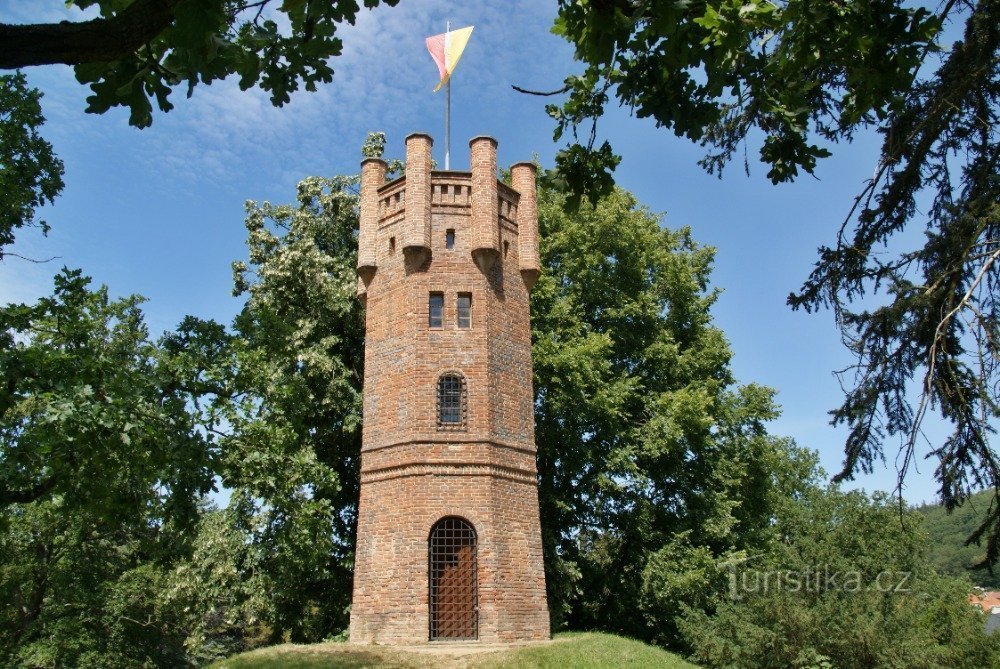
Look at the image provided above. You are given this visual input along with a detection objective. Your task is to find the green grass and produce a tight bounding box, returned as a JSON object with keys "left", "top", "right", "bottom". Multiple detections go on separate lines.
{"left": 208, "top": 643, "right": 415, "bottom": 669}
{"left": 208, "top": 631, "right": 699, "bottom": 668}
{"left": 477, "top": 632, "right": 699, "bottom": 668}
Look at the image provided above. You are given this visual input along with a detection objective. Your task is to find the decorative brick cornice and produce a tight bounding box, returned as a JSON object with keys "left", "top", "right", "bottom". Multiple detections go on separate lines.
{"left": 360, "top": 436, "right": 537, "bottom": 456}
{"left": 360, "top": 461, "right": 537, "bottom": 485}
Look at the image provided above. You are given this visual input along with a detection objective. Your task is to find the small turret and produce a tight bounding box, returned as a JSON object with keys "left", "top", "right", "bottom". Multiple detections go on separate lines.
{"left": 402, "top": 133, "right": 433, "bottom": 269}
{"left": 357, "top": 157, "right": 387, "bottom": 294}
{"left": 469, "top": 136, "right": 500, "bottom": 272}
{"left": 511, "top": 162, "right": 540, "bottom": 290}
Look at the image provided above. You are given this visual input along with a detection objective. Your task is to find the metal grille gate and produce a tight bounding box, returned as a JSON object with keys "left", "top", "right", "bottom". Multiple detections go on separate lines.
{"left": 428, "top": 517, "right": 478, "bottom": 640}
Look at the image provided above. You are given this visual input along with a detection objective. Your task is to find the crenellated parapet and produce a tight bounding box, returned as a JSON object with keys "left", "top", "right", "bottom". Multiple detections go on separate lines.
{"left": 355, "top": 134, "right": 540, "bottom": 291}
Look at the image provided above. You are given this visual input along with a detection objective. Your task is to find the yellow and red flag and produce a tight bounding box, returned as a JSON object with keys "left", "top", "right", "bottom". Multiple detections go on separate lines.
{"left": 425, "top": 25, "right": 474, "bottom": 92}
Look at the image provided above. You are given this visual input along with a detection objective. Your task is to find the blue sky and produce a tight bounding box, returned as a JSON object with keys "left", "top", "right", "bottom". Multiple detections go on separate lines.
{"left": 2, "top": 0, "right": 944, "bottom": 503}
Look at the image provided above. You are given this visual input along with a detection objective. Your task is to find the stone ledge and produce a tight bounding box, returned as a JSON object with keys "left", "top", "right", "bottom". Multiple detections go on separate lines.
{"left": 360, "top": 462, "right": 537, "bottom": 485}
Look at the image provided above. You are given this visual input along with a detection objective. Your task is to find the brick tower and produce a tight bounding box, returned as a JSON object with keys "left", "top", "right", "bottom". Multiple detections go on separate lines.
{"left": 349, "top": 133, "right": 550, "bottom": 644}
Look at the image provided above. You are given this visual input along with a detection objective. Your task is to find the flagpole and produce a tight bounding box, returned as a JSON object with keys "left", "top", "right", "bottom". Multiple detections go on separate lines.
{"left": 445, "top": 20, "right": 451, "bottom": 170}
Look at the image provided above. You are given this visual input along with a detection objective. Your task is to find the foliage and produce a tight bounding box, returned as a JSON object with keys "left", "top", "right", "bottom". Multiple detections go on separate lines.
{"left": 220, "top": 173, "right": 366, "bottom": 643}
{"left": 0, "top": 1, "right": 399, "bottom": 128}
{"left": 530, "top": 182, "right": 813, "bottom": 640}
{"left": 0, "top": 195, "right": 364, "bottom": 660}
{"left": 548, "top": 0, "right": 1000, "bottom": 569}
{"left": 162, "top": 507, "right": 273, "bottom": 665}
{"left": 790, "top": 2, "right": 1000, "bottom": 566}
{"left": 0, "top": 72, "right": 64, "bottom": 255}
{"left": 0, "top": 268, "right": 221, "bottom": 520}
{"left": 0, "top": 164, "right": 864, "bottom": 666}
{"left": 917, "top": 489, "right": 1000, "bottom": 588}
{"left": 218, "top": 160, "right": 976, "bottom": 663}
{"left": 0, "top": 158, "right": 367, "bottom": 664}
{"left": 0, "top": 270, "right": 230, "bottom": 667}
{"left": 0, "top": 501, "right": 189, "bottom": 668}
{"left": 547, "top": 0, "right": 939, "bottom": 200}
{"left": 682, "top": 486, "right": 1000, "bottom": 669}
{"left": 214, "top": 157, "right": 802, "bottom": 647}
{"left": 360, "top": 131, "right": 404, "bottom": 177}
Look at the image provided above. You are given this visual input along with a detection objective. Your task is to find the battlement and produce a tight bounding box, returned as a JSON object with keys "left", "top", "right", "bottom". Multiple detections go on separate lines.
{"left": 372, "top": 173, "right": 520, "bottom": 224}
{"left": 357, "top": 134, "right": 540, "bottom": 301}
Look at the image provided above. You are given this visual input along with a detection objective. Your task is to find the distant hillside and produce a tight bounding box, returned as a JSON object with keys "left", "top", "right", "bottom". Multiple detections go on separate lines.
{"left": 916, "top": 489, "right": 1000, "bottom": 588}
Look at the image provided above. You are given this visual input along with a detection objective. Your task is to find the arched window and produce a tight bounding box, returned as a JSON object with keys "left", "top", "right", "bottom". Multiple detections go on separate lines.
{"left": 428, "top": 517, "right": 478, "bottom": 640}
{"left": 436, "top": 373, "right": 467, "bottom": 429}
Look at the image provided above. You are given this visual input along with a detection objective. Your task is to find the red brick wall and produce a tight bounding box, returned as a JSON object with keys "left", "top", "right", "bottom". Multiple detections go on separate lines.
{"left": 349, "top": 135, "right": 550, "bottom": 643}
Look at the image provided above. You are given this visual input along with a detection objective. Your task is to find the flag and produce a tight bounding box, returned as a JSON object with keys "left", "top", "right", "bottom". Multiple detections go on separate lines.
{"left": 425, "top": 25, "right": 474, "bottom": 92}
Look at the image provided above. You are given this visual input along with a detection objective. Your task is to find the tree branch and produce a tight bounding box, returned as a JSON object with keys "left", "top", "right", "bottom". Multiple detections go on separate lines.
{"left": 511, "top": 83, "right": 572, "bottom": 96}
{"left": 1, "top": 252, "right": 62, "bottom": 264}
{"left": 0, "top": 0, "right": 184, "bottom": 69}
{"left": 0, "top": 476, "right": 57, "bottom": 507}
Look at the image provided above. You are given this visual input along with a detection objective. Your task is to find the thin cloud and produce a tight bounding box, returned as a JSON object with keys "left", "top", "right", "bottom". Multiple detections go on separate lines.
{"left": 47, "top": 0, "right": 573, "bottom": 187}
{"left": 0, "top": 1, "right": 98, "bottom": 24}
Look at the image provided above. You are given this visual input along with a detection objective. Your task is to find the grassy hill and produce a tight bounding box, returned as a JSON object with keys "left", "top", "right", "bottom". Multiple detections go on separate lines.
{"left": 207, "top": 631, "right": 699, "bottom": 669}
{"left": 916, "top": 489, "right": 1000, "bottom": 588}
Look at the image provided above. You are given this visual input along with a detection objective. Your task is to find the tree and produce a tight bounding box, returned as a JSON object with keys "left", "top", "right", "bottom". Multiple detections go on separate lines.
{"left": 682, "top": 486, "right": 1000, "bottom": 669}
{"left": 0, "top": 1, "right": 399, "bottom": 127}
{"left": 544, "top": 0, "right": 1000, "bottom": 565}
{"left": 0, "top": 73, "right": 64, "bottom": 257}
{"left": 917, "top": 489, "right": 1000, "bottom": 588}
{"left": 0, "top": 269, "right": 222, "bottom": 519}
{"left": 222, "top": 174, "right": 367, "bottom": 641}
{"left": 4, "top": 142, "right": 990, "bottom": 663}
{"left": 0, "top": 500, "right": 192, "bottom": 668}
{"left": 531, "top": 179, "right": 815, "bottom": 638}
{"left": 161, "top": 506, "right": 276, "bottom": 664}
{"left": 0, "top": 270, "right": 230, "bottom": 668}
{"left": 0, "top": 165, "right": 370, "bottom": 664}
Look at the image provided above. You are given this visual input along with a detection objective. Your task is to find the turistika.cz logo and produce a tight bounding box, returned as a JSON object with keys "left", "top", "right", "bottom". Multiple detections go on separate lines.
{"left": 726, "top": 560, "right": 913, "bottom": 599}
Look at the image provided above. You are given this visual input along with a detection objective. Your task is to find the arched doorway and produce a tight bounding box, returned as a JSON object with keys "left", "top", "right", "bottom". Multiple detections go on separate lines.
{"left": 428, "top": 517, "right": 478, "bottom": 640}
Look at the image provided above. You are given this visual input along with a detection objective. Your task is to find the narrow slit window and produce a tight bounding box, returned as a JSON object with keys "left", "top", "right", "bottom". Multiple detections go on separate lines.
{"left": 389, "top": 237, "right": 396, "bottom": 254}
{"left": 457, "top": 293, "right": 471, "bottom": 329}
{"left": 446, "top": 229, "right": 455, "bottom": 250}
{"left": 437, "top": 373, "right": 467, "bottom": 428}
{"left": 429, "top": 292, "right": 444, "bottom": 328}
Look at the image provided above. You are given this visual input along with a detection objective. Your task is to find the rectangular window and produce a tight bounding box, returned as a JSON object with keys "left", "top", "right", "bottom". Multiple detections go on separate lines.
{"left": 446, "top": 229, "right": 455, "bottom": 250}
{"left": 437, "top": 374, "right": 465, "bottom": 426}
{"left": 457, "top": 293, "right": 471, "bottom": 329}
{"left": 429, "top": 292, "right": 444, "bottom": 328}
